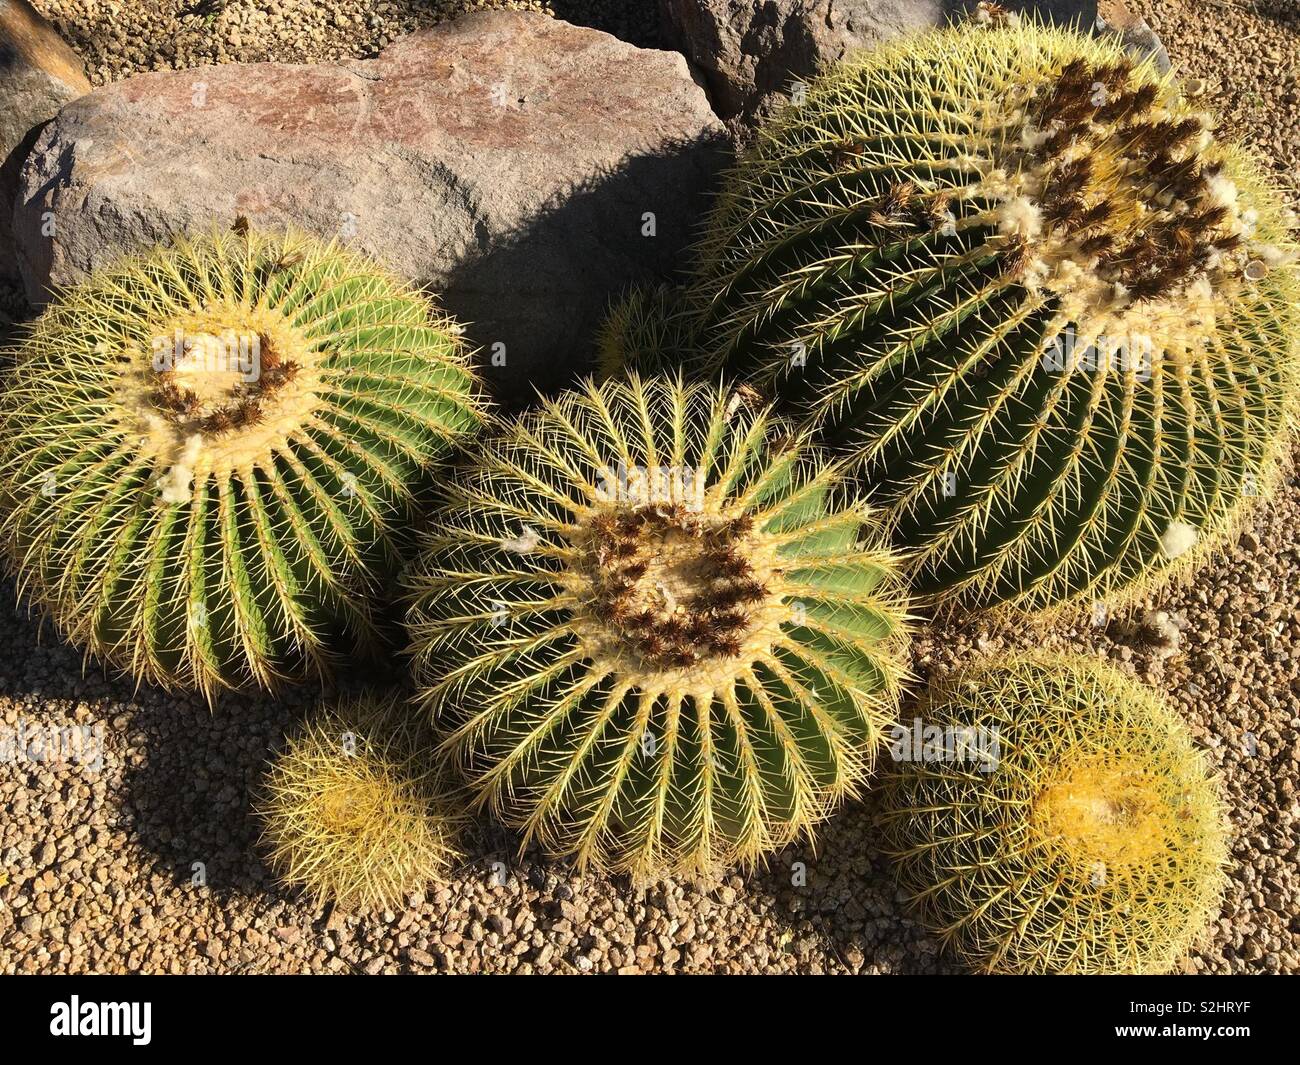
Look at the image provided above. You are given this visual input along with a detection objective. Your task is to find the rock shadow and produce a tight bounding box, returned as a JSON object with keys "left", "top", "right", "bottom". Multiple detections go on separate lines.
{"left": 1253, "top": 1, "right": 1299, "bottom": 31}
{"left": 435, "top": 128, "right": 730, "bottom": 410}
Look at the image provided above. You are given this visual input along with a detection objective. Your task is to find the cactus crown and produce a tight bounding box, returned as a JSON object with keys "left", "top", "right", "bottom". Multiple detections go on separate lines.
{"left": 127, "top": 289, "right": 322, "bottom": 499}
{"left": 407, "top": 374, "right": 911, "bottom": 881}
{"left": 879, "top": 653, "right": 1228, "bottom": 974}
{"left": 975, "top": 50, "right": 1284, "bottom": 359}
{"left": 686, "top": 23, "right": 1300, "bottom": 615}
{"left": 0, "top": 229, "right": 484, "bottom": 696}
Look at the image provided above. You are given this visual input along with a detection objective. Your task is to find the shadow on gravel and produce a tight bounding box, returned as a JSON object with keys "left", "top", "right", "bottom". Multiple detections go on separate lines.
{"left": 0, "top": 573, "right": 396, "bottom": 902}
{"left": 436, "top": 130, "right": 730, "bottom": 410}
{"left": 119, "top": 685, "right": 306, "bottom": 902}
{"left": 0, "top": 581, "right": 282, "bottom": 900}
{"left": 743, "top": 792, "right": 962, "bottom": 975}
{"left": 118, "top": 664, "right": 422, "bottom": 902}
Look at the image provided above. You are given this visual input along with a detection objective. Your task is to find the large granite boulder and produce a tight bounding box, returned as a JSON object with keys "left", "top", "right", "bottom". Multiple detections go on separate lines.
{"left": 13, "top": 11, "right": 727, "bottom": 398}
{"left": 1, "top": 0, "right": 91, "bottom": 282}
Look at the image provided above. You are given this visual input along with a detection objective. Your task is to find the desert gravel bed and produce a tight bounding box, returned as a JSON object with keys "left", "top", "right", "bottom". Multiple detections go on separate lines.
{"left": 0, "top": 0, "right": 1297, "bottom": 974}
{"left": 24, "top": 1, "right": 662, "bottom": 86}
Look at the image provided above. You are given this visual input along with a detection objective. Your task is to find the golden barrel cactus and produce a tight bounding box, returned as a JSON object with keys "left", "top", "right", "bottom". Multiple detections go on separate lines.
{"left": 0, "top": 230, "right": 484, "bottom": 697}
{"left": 879, "top": 653, "right": 1229, "bottom": 974}
{"left": 257, "top": 694, "right": 461, "bottom": 911}
{"left": 407, "top": 374, "right": 911, "bottom": 881}
{"left": 684, "top": 22, "right": 1300, "bottom": 614}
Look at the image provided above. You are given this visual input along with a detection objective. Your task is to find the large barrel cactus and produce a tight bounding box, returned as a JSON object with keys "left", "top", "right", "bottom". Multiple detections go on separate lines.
{"left": 0, "top": 230, "right": 483, "bottom": 697}
{"left": 407, "top": 374, "right": 910, "bottom": 881}
{"left": 686, "top": 22, "right": 1300, "bottom": 613}
{"left": 257, "top": 694, "right": 461, "bottom": 911}
{"left": 878, "top": 653, "right": 1228, "bottom": 974}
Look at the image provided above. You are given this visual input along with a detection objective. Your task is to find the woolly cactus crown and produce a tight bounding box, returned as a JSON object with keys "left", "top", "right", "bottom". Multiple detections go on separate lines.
{"left": 687, "top": 22, "right": 1300, "bottom": 614}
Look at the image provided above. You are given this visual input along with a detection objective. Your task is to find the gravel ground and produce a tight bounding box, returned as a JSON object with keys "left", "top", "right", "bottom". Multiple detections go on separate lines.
{"left": 0, "top": 0, "right": 1297, "bottom": 974}
{"left": 1132, "top": 0, "right": 1300, "bottom": 211}
{"left": 24, "top": 1, "right": 662, "bottom": 86}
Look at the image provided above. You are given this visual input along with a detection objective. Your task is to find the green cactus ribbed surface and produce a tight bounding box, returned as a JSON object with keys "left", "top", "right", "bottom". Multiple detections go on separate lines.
{"left": 878, "top": 653, "right": 1228, "bottom": 974}
{"left": 0, "top": 230, "right": 484, "bottom": 697}
{"left": 686, "top": 23, "right": 1300, "bottom": 614}
{"left": 406, "top": 374, "right": 911, "bottom": 881}
{"left": 594, "top": 284, "right": 698, "bottom": 382}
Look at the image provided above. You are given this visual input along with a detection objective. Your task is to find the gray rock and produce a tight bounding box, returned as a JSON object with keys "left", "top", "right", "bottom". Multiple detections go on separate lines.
{"left": 13, "top": 11, "right": 726, "bottom": 400}
{"left": 1096, "top": 0, "right": 1172, "bottom": 74}
{"left": 657, "top": 1, "right": 951, "bottom": 120}
{"left": 0, "top": 0, "right": 91, "bottom": 282}
{"left": 659, "top": 2, "right": 1169, "bottom": 120}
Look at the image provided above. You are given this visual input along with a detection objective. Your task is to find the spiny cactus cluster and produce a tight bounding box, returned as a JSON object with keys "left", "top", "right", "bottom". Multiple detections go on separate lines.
{"left": 0, "top": 18, "right": 1266, "bottom": 960}
{"left": 0, "top": 229, "right": 483, "bottom": 698}
{"left": 407, "top": 375, "right": 910, "bottom": 881}
{"left": 878, "top": 653, "right": 1228, "bottom": 974}
{"left": 257, "top": 695, "right": 461, "bottom": 911}
{"left": 680, "top": 21, "right": 1300, "bottom": 615}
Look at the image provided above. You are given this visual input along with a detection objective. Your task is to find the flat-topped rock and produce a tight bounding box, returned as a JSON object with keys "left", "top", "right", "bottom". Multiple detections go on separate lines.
{"left": 14, "top": 11, "right": 726, "bottom": 398}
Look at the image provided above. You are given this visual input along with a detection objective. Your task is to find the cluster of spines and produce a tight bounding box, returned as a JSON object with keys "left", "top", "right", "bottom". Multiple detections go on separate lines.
{"left": 150, "top": 337, "right": 304, "bottom": 435}
{"left": 1022, "top": 56, "right": 1248, "bottom": 303}
{"left": 594, "top": 283, "right": 701, "bottom": 381}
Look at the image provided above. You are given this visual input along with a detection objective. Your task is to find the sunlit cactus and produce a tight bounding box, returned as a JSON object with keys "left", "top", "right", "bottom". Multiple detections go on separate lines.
{"left": 878, "top": 653, "right": 1228, "bottom": 974}
{"left": 0, "top": 229, "right": 484, "bottom": 697}
{"left": 257, "top": 694, "right": 461, "bottom": 911}
{"left": 406, "top": 374, "right": 911, "bottom": 881}
{"left": 685, "top": 21, "right": 1300, "bottom": 614}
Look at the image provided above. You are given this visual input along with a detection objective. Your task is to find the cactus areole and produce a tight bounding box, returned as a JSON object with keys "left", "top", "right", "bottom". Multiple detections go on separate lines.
{"left": 689, "top": 24, "right": 1300, "bottom": 613}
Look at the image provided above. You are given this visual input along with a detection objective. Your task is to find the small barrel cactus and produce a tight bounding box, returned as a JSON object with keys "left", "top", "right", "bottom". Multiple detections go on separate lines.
{"left": 594, "top": 284, "right": 698, "bottom": 381}
{"left": 0, "top": 229, "right": 484, "bottom": 697}
{"left": 685, "top": 22, "right": 1300, "bottom": 614}
{"left": 257, "top": 695, "right": 461, "bottom": 911}
{"left": 407, "top": 374, "right": 910, "bottom": 881}
{"left": 878, "top": 653, "right": 1228, "bottom": 974}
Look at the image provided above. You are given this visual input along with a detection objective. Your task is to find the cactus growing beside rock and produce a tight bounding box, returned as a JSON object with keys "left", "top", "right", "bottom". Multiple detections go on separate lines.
{"left": 0, "top": 229, "right": 484, "bottom": 697}
{"left": 594, "top": 284, "right": 697, "bottom": 381}
{"left": 685, "top": 22, "right": 1300, "bottom": 614}
{"left": 878, "top": 653, "right": 1228, "bottom": 974}
{"left": 257, "top": 695, "right": 461, "bottom": 910}
{"left": 407, "top": 374, "right": 910, "bottom": 881}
